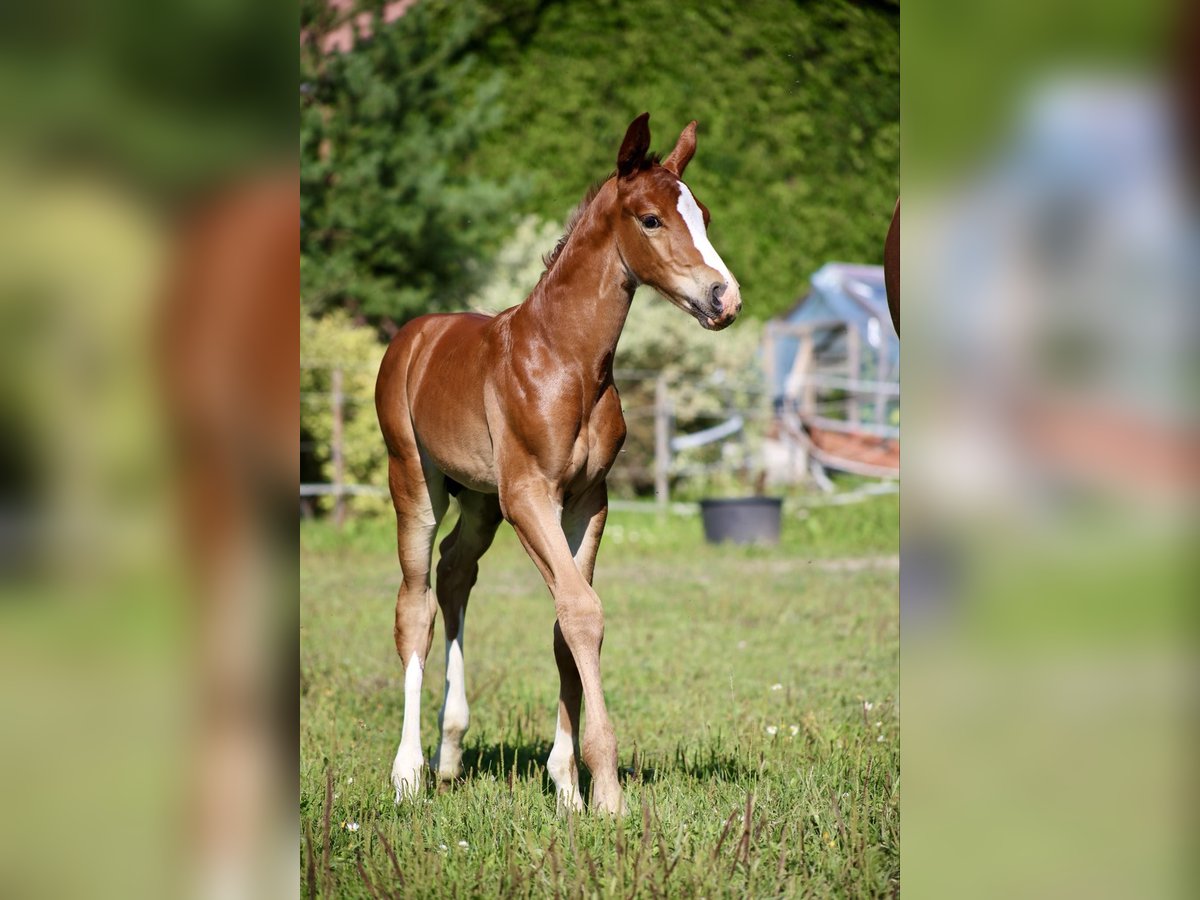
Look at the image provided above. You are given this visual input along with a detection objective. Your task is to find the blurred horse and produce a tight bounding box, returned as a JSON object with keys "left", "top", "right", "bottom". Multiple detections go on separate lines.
{"left": 159, "top": 169, "right": 298, "bottom": 895}
{"left": 884, "top": 197, "right": 899, "bottom": 337}
{"left": 375, "top": 113, "right": 741, "bottom": 814}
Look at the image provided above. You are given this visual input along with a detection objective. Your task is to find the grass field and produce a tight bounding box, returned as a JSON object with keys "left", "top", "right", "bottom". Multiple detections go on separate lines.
{"left": 300, "top": 495, "right": 899, "bottom": 898}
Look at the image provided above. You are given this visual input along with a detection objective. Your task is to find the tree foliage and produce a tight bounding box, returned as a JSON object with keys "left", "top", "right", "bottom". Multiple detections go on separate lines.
{"left": 300, "top": 0, "right": 518, "bottom": 322}
{"left": 301, "top": 0, "right": 898, "bottom": 325}
{"left": 468, "top": 0, "right": 899, "bottom": 320}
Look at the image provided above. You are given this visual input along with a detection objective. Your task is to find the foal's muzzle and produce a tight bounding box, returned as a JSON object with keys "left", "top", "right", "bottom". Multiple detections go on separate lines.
{"left": 697, "top": 280, "right": 741, "bottom": 331}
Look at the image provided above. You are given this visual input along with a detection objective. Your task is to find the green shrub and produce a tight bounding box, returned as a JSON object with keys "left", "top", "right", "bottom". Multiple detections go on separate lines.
{"left": 300, "top": 310, "right": 390, "bottom": 515}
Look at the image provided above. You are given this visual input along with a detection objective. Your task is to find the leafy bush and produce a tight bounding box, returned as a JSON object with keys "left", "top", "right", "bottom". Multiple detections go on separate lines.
{"left": 464, "top": 215, "right": 560, "bottom": 313}
{"left": 300, "top": 310, "right": 390, "bottom": 515}
{"left": 614, "top": 290, "right": 766, "bottom": 496}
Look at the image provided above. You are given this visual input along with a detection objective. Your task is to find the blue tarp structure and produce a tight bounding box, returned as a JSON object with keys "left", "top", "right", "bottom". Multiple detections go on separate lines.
{"left": 767, "top": 262, "right": 899, "bottom": 405}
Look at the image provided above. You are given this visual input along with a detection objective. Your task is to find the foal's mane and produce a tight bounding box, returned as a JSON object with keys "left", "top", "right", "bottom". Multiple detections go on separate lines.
{"left": 540, "top": 153, "right": 661, "bottom": 276}
{"left": 541, "top": 181, "right": 605, "bottom": 273}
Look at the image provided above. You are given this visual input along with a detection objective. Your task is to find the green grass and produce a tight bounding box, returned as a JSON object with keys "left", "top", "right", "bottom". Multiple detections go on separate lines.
{"left": 301, "top": 498, "right": 898, "bottom": 898}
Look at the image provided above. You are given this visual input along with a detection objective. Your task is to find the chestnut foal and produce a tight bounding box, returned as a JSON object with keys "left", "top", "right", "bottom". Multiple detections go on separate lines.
{"left": 375, "top": 113, "right": 741, "bottom": 814}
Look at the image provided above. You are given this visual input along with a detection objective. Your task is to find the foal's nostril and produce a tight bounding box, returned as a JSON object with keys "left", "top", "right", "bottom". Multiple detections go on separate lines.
{"left": 710, "top": 282, "right": 727, "bottom": 305}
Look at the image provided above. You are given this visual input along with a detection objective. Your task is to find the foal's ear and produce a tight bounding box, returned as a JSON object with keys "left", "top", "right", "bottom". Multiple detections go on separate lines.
{"left": 617, "top": 112, "right": 651, "bottom": 179}
{"left": 662, "top": 120, "right": 697, "bottom": 177}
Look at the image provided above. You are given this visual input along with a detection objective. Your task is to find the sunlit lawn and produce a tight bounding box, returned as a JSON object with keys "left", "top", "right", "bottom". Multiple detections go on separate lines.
{"left": 301, "top": 496, "right": 898, "bottom": 898}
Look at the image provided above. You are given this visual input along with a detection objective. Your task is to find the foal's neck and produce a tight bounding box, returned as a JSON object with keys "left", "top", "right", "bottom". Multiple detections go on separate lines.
{"left": 520, "top": 181, "right": 634, "bottom": 382}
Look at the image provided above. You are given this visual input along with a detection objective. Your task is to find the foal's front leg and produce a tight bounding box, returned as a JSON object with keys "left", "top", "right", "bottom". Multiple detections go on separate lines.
{"left": 547, "top": 482, "right": 609, "bottom": 813}
{"left": 501, "top": 480, "right": 625, "bottom": 815}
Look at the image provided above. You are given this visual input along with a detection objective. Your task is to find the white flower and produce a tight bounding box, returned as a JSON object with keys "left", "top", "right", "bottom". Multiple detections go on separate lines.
{"left": 346, "top": 822, "right": 360, "bottom": 832}
{"left": 789, "top": 725, "right": 800, "bottom": 736}
{"left": 765, "top": 725, "right": 778, "bottom": 736}
{"left": 770, "top": 683, "right": 783, "bottom": 692}
{"left": 457, "top": 840, "right": 469, "bottom": 849}
{"left": 438, "top": 843, "right": 448, "bottom": 851}
{"left": 876, "top": 735, "right": 885, "bottom": 742}
{"left": 864, "top": 701, "right": 874, "bottom": 712}
{"left": 346, "top": 777, "right": 354, "bottom": 784}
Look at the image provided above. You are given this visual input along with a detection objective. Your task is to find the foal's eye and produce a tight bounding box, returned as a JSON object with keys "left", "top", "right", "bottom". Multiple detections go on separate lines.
{"left": 640, "top": 215, "right": 661, "bottom": 230}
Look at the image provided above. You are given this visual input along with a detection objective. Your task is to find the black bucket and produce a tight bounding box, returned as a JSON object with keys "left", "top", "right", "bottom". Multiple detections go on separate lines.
{"left": 698, "top": 497, "right": 783, "bottom": 545}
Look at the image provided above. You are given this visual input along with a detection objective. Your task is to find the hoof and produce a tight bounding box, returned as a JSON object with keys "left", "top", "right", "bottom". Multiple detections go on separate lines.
{"left": 590, "top": 787, "right": 627, "bottom": 817}
{"left": 555, "top": 786, "right": 585, "bottom": 815}
{"left": 391, "top": 753, "right": 426, "bottom": 803}
{"left": 432, "top": 745, "right": 463, "bottom": 783}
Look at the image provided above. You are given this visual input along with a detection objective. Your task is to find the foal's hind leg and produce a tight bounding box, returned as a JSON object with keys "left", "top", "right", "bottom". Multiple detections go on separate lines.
{"left": 388, "top": 453, "right": 448, "bottom": 801}
{"left": 431, "top": 490, "right": 503, "bottom": 782}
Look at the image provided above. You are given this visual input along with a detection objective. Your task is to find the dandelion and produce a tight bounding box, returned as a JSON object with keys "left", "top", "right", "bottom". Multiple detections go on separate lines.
{"left": 765, "top": 725, "right": 778, "bottom": 736}
{"left": 770, "top": 683, "right": 783, "bottom": 692}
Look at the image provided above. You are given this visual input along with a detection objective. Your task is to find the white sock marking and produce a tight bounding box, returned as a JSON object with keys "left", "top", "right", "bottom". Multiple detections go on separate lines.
{"left": 547, "top": 709, "right": 583, "bottom": 812}
{"left": 676, "top": 183, "right": 735, "bottom": 286}
{"left": 392, "top": 652, "right": 425, "bottom": 801}
{"left": 435, "top": 610, "right": 468, "bottom": 779}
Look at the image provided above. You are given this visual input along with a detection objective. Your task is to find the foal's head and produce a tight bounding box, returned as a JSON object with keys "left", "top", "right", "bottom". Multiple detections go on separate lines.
{"left": 612, "top": 113, "right": 742, "bottom": 330}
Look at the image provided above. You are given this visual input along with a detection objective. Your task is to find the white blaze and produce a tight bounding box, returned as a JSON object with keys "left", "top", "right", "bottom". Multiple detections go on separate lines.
{"left": 676, "top": 183, "right": 735, "bottom": 286}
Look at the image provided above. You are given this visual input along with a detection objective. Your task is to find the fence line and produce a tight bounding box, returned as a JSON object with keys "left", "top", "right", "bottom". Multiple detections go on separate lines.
{"left": 300, "top": 364, "right": 763, "bottom": 518}
{"left": 299, "top": 360, "right": 897, "bottom": 521}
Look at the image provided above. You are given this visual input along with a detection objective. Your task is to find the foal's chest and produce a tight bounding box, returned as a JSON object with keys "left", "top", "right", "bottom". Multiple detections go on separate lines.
{"left": 565, "top": 384, "right": 626, "bottom": 488}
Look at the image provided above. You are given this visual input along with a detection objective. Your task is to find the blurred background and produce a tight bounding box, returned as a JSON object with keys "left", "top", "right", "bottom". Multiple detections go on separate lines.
{"left": 0, "top": 0, "right": 297, "bottom": 897}
{"left": 903, "top": 0, "right": 1198, "bottom": 897}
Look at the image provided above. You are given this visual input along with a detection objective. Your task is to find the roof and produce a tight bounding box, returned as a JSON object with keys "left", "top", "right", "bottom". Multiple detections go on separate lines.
{"left": 767, "top": 262, "right": 899, "bottom": 400}
{"left": 781, "top": 262, "right": 890, "bottom": 326}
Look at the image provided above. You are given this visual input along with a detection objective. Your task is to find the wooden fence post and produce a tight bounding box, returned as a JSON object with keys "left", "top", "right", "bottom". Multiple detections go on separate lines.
{"left": 331, "top": 366, "right": 346, "bottom": 529}
{"left": 846, "top": 326, "right": 861, "bottom": 426}
{"left": 874, "top": 337, "right": 888, "bottom": 429}
{"left": 799, "top": 332, "right": 815, "bottom": 417}
{"left": 654, "top": 374, "right": 671, "bottom": 512}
